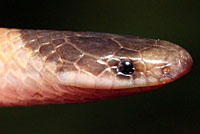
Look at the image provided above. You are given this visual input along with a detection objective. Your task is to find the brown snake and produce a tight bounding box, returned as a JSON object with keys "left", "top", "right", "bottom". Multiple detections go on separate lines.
{"left": 0, "top": 28, "right": 193, "bottom": 107}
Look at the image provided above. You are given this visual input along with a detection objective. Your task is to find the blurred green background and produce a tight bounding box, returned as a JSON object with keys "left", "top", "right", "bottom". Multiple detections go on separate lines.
{"left": 0, "top": 0, "right": 199, "bottom": 134}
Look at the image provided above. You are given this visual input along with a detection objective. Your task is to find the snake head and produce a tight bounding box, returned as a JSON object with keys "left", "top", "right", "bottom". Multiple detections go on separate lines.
{"left": 0, "top": 28, "right": 194, "bottom": 105}
{"left": 93, "top": 39, "right": 193, "bottom": 95}
{"left": 37, "top": 32, "right": 193, "bottom": 99}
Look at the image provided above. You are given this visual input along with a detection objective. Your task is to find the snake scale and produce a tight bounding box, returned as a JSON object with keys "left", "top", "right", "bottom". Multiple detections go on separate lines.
{"left": 0, "top": 28, "right": 193, "bottom": 106}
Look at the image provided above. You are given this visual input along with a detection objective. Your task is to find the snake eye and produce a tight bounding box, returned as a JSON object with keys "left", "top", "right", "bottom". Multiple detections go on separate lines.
{"left": 117, "top": 60, "right": 135, "bottom": 75}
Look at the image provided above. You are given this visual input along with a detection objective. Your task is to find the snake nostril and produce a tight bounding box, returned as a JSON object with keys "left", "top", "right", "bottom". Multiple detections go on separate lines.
{"left": 162, "top": 66, "right": 170, "bottom": 75}
{"left": 117, "top": 60, "right": 135, "bottom": 75}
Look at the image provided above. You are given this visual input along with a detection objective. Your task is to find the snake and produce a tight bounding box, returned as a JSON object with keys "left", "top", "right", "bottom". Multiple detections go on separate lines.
{"left": 0, "top": 28, "right": 193, "bottom": 107}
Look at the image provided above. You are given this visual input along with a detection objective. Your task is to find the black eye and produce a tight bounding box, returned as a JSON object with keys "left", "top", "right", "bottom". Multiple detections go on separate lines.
{"left": 117, "top": 60, "right": 135, "bottom": 75}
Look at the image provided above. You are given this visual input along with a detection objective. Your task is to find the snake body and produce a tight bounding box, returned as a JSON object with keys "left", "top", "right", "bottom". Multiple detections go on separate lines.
{"left": 0, "top": 28, "right": 193, "bottom": 106}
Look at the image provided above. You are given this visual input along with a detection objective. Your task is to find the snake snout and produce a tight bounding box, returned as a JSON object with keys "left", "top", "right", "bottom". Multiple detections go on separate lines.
{"left": 154, "top": 41, "right": 193, "bottom": 83}
{"left": 167, "top": 44, "right": 193, "bottom": 80}
{"left": 141, "top": 40, "right": 193, "bottom": 85}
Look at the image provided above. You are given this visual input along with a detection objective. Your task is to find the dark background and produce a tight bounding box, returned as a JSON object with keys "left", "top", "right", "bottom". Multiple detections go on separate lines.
{"left": 0, "top": 0, "right": 199, "bottom": 134}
